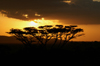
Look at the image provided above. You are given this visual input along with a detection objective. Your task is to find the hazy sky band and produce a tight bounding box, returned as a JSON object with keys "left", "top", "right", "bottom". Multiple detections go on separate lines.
{"left": 0, "top": 0, "right": 100, "bottom": 24}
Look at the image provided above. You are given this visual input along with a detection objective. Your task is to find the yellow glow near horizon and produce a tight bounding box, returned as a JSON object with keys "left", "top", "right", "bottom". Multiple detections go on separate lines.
{"left": 29, "top": 21, "right": 38, "bottom": 27}
{"left": 0, "top": 13, "right": 100, "bottom": 41}
{"left": 32, "top": 18, "right": 60, "bottom": 26}
{"left": 63, "top": 1, "right": 71, "bottom": 4}
{"left": 29, "top": 18, "right": 61, "bottom": 28}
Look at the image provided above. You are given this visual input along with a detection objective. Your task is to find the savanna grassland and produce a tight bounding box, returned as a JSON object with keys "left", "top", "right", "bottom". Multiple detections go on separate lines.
{"left": 0, "top": 41, "right": 100, "bottom": 65}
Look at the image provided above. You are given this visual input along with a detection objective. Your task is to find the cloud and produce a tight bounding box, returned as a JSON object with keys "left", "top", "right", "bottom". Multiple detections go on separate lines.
{"left": 0, "top": 0, "right": 68, "bottom": 20}
{"left": 0, "top": 0, "right": 100, "bottom": 24}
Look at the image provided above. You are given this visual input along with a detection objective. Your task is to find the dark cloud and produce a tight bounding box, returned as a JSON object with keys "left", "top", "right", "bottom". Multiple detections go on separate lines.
{"left": 0, "top": 0, "right": 100, "bottom": 24}
{"left": 0, "top": 0, "right": 68, "bottom": 20}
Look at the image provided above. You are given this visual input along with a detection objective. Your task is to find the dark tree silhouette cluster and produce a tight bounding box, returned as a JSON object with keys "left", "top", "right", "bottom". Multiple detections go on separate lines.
{"left": 7, "top": 25, "right": 84, "bottom": 49}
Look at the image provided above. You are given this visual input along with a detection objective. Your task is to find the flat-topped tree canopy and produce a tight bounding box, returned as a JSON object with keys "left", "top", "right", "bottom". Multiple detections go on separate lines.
{"left": 65, "top": 26, "right": 71, "bottom": 28}
{"left": 70, "top": 25, "right": 77, "bottom": 27}
{"left": 24, "top": 27, "right": 37, "bottom": 31}
{"left": 72, "top": 28, "right": 83, "bottom": 34}
{"left": 44, "top": 25, "right": 53, "bottom": 27}
{"left": 56, "top": 25, "right": 63, "bottom": 28}
{"left": 7, "top": 28, "right": 26, "bottom": 34}
{"left": 24, "top": 27, "right": 38, "bottom": 33}
{"left": 39, "top": 30, "right": 48, "bottom": 34}
{"left": 6, "top": 24, "right": 84, "bottom": 48}
{"left": 38, "top": 26, "right": 45, "bottom": 29}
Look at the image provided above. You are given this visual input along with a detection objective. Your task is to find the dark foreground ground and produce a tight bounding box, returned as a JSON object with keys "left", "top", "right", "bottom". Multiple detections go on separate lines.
{"left": 0, "top": 41, "right": 100, "bottom": 65}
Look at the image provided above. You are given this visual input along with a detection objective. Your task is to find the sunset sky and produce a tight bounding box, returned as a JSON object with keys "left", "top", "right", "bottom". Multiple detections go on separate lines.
{"left": 0, "top": 0, "right": 100, "bottom": 41}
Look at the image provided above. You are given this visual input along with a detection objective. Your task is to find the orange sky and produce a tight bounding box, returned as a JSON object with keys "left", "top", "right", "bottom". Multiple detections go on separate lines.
{"left": 0, "top": 14, "right": 100, "bottom": 41}
{"left": 0, "top": 0, "right": 100, "bottom": 42}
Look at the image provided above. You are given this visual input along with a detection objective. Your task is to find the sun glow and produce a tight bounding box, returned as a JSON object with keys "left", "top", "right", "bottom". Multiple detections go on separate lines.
{"left": 30, "top": 18, "right": 60, "bottom": 27}
{"left": 29, "top": 21, "right": 38, "bottom": 27}
{"left": 63, "top": 1, "right": 71, "bottom": 4}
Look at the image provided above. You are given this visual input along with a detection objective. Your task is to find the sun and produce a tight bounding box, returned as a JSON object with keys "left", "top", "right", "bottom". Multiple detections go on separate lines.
{"left": 29, "top": 21, "right": 38, "bottom": 27}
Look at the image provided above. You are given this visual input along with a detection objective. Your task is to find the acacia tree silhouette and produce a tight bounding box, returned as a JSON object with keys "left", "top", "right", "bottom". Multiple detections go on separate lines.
{"left": 6, "top": 25, "right": 84, "bottom": 49}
